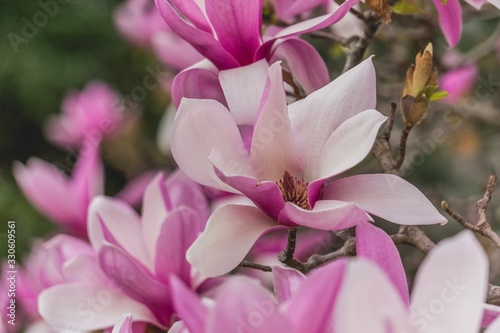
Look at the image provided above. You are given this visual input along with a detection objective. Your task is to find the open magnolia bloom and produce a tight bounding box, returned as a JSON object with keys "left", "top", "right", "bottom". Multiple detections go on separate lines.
{"left": 38, "top": 171, "right": 213, "bottom": 330}
{"left": 164, "top": 231, "right": 500, "bottom": 333}
{"left": 154, "top": 0, "right": 359, "bottom": 106}
{"left": 334, "top": 231, "right": 500, "bottom": 333}
{"left": 171, "top": 58, "right": 447, "bottom": 277}
{"left": 13, "top": 143, "right": 103, "bottom": 238}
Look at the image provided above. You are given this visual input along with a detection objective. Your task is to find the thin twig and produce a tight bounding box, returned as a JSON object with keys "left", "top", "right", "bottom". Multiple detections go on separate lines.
{"left": 349, "top": 7, "right": 366, "bottom": 21}
{"left": 395, "top": 124, "right": 412, "bottom": 169}
{"left": 302, "top": 237, "right": 356, "bottom": 274}
{"left": 309, "top": 31, "right": 348, "bottom": 45}
{"left": 278, "top": 228, "right": 307, "bottom": 273}
{"left": 442, "top": 175, "right": 500, "bottom": 248}
{"left": 488, "top": 284, "right": 500, "bottom": 306}
{"left": 382, "top": 103, "right": 397, "bottom": 141}
{"left": 282, "top": 69, "right": 305, "bottom": 100}
{"left": 390, "top": 225, "right": 436, "bottom": 254}
{"left": 239, "top": 260, "right": 272, "bottom": 272}
{"left": 372, "top": 103, "right": 400, "bottom": 175}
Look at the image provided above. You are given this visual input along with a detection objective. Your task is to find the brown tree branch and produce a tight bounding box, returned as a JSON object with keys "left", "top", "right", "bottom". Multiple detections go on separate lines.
{"left": 278, "top": 228, "right": 308, "bottom": 273}
{"left": 488, "top": 284, "right": 500, "bottom": 306}
{"left": 342, "top": 11, "right": 381, "bottom": 73}
{"left": 239, "top": 260, "right": 272, "bottom": 272}
{"left": 395, "top": 124, "right": 412, "bottom": 169}
{"left": 390, "top": 225, "right": 436, "bottom": 254}
{"left": 442, "top": 175, "right": 500, "bottom": 248}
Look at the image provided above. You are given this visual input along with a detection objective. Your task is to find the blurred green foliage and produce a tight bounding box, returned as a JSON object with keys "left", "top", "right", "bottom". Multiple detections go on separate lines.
{"left": 0, "top": 0, "right": 168, "bottom": 259}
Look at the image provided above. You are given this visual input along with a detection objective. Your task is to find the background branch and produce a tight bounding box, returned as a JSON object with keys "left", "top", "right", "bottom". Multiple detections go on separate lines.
{"left": 442, "top": 175, "right": 500, "bottom": 247}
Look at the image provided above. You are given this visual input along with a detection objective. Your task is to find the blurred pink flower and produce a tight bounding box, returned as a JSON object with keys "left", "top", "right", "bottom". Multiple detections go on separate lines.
{"left": 334, "top": 231, "right": 500, "bottom": 333}
{"left": 45, "top": 81, "right": 132, "bottom": 149}
{"left": 440, "top": 63, "right": 478, "bottom": 103}
{"left": 13, "top": 144, "right": 102, "bottom": 238}
{"left": 38, "top": 170, "right": 213, "bottom": 330}
{"left": 433, "top": 0, "right": 499, "bottom": 47}
{"left": 273, "top": 0, "right": 330, "bottom": 23}
{"left": 114, "top": 0, "right": 168, "bottom": 48}
{"left": 168, "top": 259, "right": 347, "bottom": 333}
{"left": 172, "top": 59, "right": 446, "bottom": 277}
{"left": 36, "top": 235, "right": 160, "bottom": 332}
{"left": 432, "top": 0, "right": 462, "bottom": 47}
{"left": 169, "top": 231, "right": 499, "bottom": 332}
{"left": 114, "top": 0, "right": 203, "bottom": 70}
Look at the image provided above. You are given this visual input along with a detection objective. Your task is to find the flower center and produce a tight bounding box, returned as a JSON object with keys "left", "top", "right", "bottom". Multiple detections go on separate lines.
{"left": 277, "top": 171, "right": 310, "bottom": 210}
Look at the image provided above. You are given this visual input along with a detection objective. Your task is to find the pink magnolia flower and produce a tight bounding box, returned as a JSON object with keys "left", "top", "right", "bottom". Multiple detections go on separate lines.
{"left": 37, "top": 234, "right": 159, "bottom": 332}
{"left": 171, "top": 59, "right": 447, "bottom": 277}
{"left": 111, "top": 314, "right": 134, "bottom": 333}
{"left": 168, "top": 222, "right": 407, "bottom": 333}
{"left": 439, "top": 63, "right": 478, "bottom": 103}
{"left": 39, "top": 170, "right": 213, "bottom": 330}
{"left": 334, "top": 231, "right": 500, "bottom": 333}
{"left": 273, "top": 0, "right": 331, "bottom": 23}
{"left": 114, "top": 0, "right": 203, "bottom": 71}
{"left": 171, "top": 229, "right": 498, "bottom": 332}
{"left": 167, "top": 259, "right": 348, "bottom": 333}
{"left": 433, "top": 0, "right": 499, "bottom": 47}
{"left": 13, "top": 144, "right": 102, "bottom": 238}
{"left": 45, "top": 81, "right": 133, "bottom": 149}
{"left": 155, "top": 0, "right": 359, "bottom": 106}
{"left": 114, "top": 0, "right": 167, "bottom": 47}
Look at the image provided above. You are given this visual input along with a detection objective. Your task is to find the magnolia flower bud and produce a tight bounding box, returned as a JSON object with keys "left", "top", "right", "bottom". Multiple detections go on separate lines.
{"left": 366, "top": 0, "right": 392, "bottom": 23}
{"left": 401, "top": 43, "right": 438, "bottom": 127}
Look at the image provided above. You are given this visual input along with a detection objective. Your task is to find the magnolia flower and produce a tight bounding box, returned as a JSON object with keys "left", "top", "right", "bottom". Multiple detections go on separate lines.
{"left": 168, "top": 231, "right": 500, "bottom": 332}
{"left": 167, "top": 259, "right": 348, "bottom": 333}
{"left": 13, "top": 144, "right": 102, "bottom": 238}
{"left": 334, "top": 231, "right": 500, "bottom": 333}
{"left": 272, "top": 0, "right": 331, "bottom": 23}
{"left": 45, "top": 81, "right": 133, "bottom": 149}
{"left": 39, "top": 170, "right": 212, "bottom": 330}
{"left": 167, "top": 221, "right": 407, "bottom": 332}
{"left": 114, "top": 0, "right": 203, "bottom": 71}
{"left": 439, "top": 63, "right": 478, "bottom": 104}
{"left": 114, "top": 0, "right": 167, "bottom": 47}
{"left": 171, "top": 59, "right": 446, "bottom": 277}
{"left": 29, "top": 235, "right": 153, "bottom": 333}
{"left": 110, "top": 314, "right": 134, "bottom": 333}
{"left": 433, "top": 0, "right": 499, "bottom": 47}
{"left": 155, "top": 0, "right": 359, "bottom": 106}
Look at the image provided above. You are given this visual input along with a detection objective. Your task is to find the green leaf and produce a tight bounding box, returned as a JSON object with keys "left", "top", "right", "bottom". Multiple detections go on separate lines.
{"left": 392, "top": 1, "right": 425, "bottom": 14}
{"left": 418, "top": 85, "right": 438, "bottom": 99}
{"left": 429, "top": 90, "right": 449, "bottom": 101}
